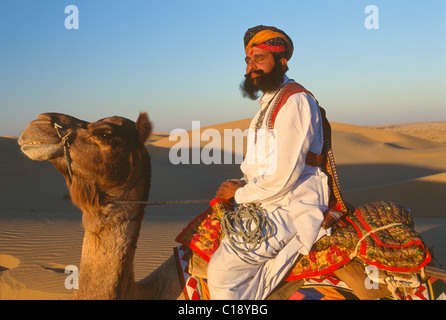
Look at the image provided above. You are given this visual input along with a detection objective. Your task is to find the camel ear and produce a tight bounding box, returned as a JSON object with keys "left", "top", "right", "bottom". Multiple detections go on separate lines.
{"left": 135, "top": 112, "right": 152, "bottom": 144}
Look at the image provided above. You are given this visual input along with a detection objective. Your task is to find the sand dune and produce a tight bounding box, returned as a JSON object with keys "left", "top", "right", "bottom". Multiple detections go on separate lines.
{"left": 370, "top": 121, "right": 446, "bottom": 144}
{"left": 1, "top": 119, "right": 446, "bottom": 299}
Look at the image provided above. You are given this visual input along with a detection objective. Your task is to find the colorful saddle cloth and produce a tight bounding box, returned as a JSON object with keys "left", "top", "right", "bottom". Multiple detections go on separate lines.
{"left": 174, "top": 246, "right": 445, "bottom": 300}
{"left": 175, "top": 199, "right": 431, "bottom": 281}
{"left": 288, "top": 275, "right": 446, "bottom": 300}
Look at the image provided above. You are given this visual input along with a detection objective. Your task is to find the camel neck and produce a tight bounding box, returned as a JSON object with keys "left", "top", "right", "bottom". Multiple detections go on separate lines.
{"left": 73, "top": 206, "right": 144, "bottom": 299}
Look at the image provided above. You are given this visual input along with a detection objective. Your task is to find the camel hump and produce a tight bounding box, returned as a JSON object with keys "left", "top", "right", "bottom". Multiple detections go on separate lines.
{"left": 136, "top": 112, "right": 152, "bottom": 144}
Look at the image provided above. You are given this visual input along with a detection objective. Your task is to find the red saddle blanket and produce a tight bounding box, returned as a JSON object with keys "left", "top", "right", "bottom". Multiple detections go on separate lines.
{"left": 175, "top": 199, "right": 431, "bottom": 280}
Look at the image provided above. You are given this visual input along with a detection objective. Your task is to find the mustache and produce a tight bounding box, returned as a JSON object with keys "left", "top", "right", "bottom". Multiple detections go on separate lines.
{"left": 245, "top": 69, "right": 265, "bottom": 78}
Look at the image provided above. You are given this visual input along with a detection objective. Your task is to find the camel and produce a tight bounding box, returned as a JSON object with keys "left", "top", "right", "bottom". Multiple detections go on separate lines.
{"left": 18, "top": 112, "right": 185, "bottom": 299}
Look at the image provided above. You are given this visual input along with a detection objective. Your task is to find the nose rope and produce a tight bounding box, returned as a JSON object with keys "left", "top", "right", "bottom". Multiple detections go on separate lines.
{"left": 54, "top": 123, "right": 74, "bottom": 183}
{"left": 113, "top": 199, "right": 210, "bottom": 206}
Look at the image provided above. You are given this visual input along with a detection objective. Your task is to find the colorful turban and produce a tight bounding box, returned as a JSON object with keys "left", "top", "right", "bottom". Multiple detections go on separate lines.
{"left": 244, "top": 25, "right": 294, "bottom": 61}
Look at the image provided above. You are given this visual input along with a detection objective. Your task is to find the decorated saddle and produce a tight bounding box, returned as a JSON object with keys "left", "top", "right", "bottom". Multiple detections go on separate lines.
{"left": 174, "top": 199, "right": 437, "bottom": 300}
{"left": 176, "top": 199, "right": 431, "bottom": 276}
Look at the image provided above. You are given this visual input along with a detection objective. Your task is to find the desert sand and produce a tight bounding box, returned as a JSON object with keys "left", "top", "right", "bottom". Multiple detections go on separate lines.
{"left": 1, "top": 118, "right": 446, "bottom": 300}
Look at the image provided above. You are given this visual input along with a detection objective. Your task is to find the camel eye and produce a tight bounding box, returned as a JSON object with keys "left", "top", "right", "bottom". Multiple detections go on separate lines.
{"left": 88, "top": 122, "right": 116, "bottom": 143}
{"left": 91, "top": 128, "right": 113, "bottom": 142}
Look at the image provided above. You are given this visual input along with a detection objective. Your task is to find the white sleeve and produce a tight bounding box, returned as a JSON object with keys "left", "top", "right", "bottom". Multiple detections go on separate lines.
{"left": 234, "top": 93, "right": 319, "bottom": 204}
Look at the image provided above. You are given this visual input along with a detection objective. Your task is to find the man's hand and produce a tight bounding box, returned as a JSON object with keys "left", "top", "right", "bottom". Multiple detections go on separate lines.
{"left": 215, "top": 180, "right": 245, "bottom": 201}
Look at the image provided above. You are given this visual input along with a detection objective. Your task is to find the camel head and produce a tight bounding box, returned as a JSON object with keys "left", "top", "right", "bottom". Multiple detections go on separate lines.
{"left": 18, "top": 112, "right": 159, "bottom": 299}
{"left": 18, "top": 112, "right": 152, "bottom": 214}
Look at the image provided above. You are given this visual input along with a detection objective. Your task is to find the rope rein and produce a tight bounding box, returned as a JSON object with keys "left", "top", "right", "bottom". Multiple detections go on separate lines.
{"left": 54, "top": 123, "right": 74, "bottom": 183}
{"left": 114, "top": 199, "right": 210, "bottom": 206}
{"left": 221, "top": 203, "right": 276, "bottom": 253}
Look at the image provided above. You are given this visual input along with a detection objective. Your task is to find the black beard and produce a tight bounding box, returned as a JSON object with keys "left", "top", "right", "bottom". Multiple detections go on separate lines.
{"left": 239, "top": 60, "right": 287, "bottom": 100}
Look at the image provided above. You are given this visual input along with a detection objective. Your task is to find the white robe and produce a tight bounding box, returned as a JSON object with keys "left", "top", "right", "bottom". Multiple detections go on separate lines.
{"left": 207, "top": 76, "right": 330, "bottom": 300}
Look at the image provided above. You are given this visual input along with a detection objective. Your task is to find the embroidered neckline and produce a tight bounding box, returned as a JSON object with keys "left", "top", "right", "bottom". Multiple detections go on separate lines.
{"left": 254, "top": 86, "right": 282, "bottom": 142}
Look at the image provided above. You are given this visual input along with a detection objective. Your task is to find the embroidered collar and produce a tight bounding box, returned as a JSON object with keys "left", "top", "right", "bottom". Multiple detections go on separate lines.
{"left": 254, "top": 75, "right": 290, "bottom": 141}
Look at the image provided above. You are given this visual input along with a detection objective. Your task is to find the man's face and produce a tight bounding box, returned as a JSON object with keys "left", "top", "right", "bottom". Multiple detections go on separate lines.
{"left": 244, "top": 47, "right": 276, "bottom": 86}
{"left": 240, "top": 47, "right": 287, "bottom": 100}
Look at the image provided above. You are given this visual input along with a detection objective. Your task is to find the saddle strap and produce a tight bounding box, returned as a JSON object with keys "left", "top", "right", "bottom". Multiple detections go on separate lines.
{"left": 305, "top": 151, "right": 324, "bottom": 167}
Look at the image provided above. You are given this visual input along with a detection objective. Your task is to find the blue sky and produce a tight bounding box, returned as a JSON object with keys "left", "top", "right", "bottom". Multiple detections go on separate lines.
{"left": 1, "top": 0, "right": 445, "bottom": 136}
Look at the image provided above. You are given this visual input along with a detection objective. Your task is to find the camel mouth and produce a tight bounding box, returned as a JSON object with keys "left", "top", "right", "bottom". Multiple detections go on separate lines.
{"left": 18, "top": 118, "right": 68, "bottom": 161}
{"left": 19, "top": 141, "right": 64, "bottom": 160}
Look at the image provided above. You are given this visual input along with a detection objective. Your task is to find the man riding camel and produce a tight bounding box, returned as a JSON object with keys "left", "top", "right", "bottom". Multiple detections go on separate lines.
{"left": 207, "top": 25, "right": 331, "bottom": 300}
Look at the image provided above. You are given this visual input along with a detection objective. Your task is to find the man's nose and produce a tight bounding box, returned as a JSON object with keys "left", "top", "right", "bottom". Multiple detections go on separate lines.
{"left": 246, "top": 61, "right": 257, "bottom": 73}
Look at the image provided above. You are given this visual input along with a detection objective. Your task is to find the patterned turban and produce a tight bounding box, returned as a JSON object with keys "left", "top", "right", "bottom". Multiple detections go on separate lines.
{"left": 244, "top": 25, "right": 294, "bottom": 61}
